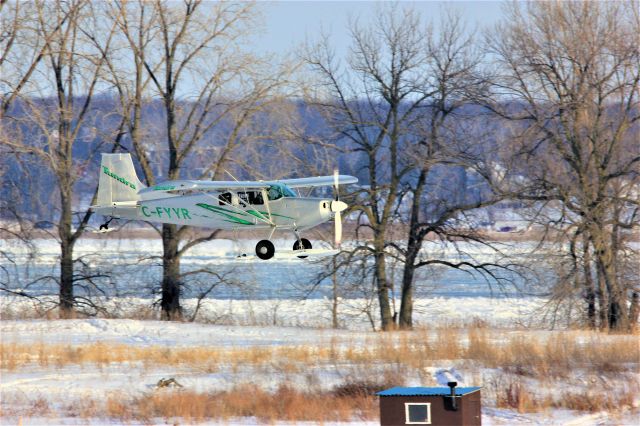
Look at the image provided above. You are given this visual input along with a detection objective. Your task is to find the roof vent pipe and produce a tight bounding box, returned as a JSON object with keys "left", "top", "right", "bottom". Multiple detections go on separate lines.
{"left": 448, "top": 381, "right": 458, "bottom": 411}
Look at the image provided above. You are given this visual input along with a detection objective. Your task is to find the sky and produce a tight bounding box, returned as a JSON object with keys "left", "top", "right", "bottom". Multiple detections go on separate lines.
{"left": 252, "top": 1, "right": 505, "bottom": 58}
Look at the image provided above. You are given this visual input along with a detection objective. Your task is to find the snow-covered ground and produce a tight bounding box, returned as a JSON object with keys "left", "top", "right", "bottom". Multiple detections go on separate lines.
{"left": 1, "top": 319, "right": 639, "bottom": 425}
{"left": 1, "top": 295, "right": 550, "bottom": 329}
{"left": 2, "top": 237, "right": 638, "bottom": 424}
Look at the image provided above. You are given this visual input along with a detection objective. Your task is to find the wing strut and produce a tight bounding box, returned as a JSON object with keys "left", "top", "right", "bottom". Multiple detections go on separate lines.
{"left": 261, "top": 188, "right": 278, "bottom": 239}
{"left": 261, "top": 188, "right": 273, "bottom": 223}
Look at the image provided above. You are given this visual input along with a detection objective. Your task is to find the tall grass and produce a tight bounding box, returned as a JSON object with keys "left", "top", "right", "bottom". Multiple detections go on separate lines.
{"left": 3, "top": 328, "right": 638, "bottom": 374}
{"left": 3, "top": 327, "right": 638, "bottom": 420}
{"left": 494, "top": 377, "right": 639, "bottom": 414}
{"left": 102, "top": 384, "right": 379, "bottom": 423}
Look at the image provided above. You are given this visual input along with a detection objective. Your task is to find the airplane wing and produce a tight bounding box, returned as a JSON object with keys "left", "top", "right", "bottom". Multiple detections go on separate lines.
{"left": 138, "top": 180, "right": 271, "bottom": 195}
{"left": 276, "top": 175, "right": 358, "bottom": 188}
{"left": 138, "top": 175, "right": 358, "bottom": 195}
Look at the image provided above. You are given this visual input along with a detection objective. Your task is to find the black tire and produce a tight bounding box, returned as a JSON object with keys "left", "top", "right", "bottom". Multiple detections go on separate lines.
{"left": 255, "top": 239, "right": 275, "bottom": 260}
{"left": 293, "top": 238, "right": 312, "bottom": 258}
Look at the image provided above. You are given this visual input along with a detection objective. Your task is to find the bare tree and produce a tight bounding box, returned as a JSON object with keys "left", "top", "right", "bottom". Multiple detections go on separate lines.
{"left": 1, "top": 1, "right": 51, "bottom": 115}
{"left": 305, "top": 5, "right": 439, "bottom": 330}
{"left": 1, "top": 0, "right": 118, "bottom": 318}
{"left": 305, "top": 6, "right": 513, "bottom": 330}
{"left": 391, "top": 11, "right": 515, "bottom": 329}
{"left": 110, "top": 0, "right": 291, "bottom": 320}
{"left": 484, "top": 1, "right": 640, "bottom": 330}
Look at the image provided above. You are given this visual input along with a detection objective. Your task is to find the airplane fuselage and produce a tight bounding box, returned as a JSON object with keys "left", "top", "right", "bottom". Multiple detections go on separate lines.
{"left": 92, "top": 153, "right": 356, "bottom": 259}
{"left": 94, "top": 192, "right": 333, "bottom": 231}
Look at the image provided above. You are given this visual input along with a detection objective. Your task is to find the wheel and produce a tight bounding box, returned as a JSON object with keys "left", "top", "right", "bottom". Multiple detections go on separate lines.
{"left": 255, "top": 240, "right": 275, "bottom": 260}
{"left": 293, "top": 238, "right": 312, "bottom": 258}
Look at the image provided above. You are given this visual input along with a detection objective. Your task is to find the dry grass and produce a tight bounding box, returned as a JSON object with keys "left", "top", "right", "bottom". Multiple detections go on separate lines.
{"left": 101, "top": 384, "right": 378, "bottom": 423}
{"left": 496, "top": 379, "right": 544, "bottom": 413}
{"left": 553, "top": 386, "right": 638, "bottom": 412}
{"left": 2, "top": 328, "right": 638, "bottom": 376}
{"left": 2, "top": 327, "right": 638, "bottom": 421}
{"left": 494, "top": 378, "right": 640, "bottom": 414}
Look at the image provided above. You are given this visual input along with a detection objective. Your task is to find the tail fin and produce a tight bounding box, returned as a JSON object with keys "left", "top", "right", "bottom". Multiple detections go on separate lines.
{"left": 96, "top": 153, "right": 145, "bottom": 206}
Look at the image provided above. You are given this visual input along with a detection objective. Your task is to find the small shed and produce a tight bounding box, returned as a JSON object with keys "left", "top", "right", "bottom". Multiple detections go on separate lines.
{"left": 377, "top": 383, "right": 481, "bottom": 426}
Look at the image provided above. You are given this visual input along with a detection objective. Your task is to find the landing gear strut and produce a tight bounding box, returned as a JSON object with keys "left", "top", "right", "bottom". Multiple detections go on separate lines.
{"left": 255, "top": 239, "right": 275, "bottom": 260}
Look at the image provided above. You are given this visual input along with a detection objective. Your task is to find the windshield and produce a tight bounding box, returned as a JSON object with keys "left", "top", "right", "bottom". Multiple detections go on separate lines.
{"left": 267, "top": 183, "right": 296, "bottom": 200}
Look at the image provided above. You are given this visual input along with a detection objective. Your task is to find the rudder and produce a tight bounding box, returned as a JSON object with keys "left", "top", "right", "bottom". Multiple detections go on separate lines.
{"left": 97, "top": 153, "right": 145, "bottom": 206}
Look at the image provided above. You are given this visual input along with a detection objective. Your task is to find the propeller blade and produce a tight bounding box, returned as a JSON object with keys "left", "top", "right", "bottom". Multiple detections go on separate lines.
{"left": 333, "top": 168, "right": 344, "bottom": 248}
{"left": 334, "top": 210, "right": 342, "bottom": 248}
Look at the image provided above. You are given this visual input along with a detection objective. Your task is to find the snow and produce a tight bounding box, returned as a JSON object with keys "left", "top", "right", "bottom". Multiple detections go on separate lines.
{"left": 2, "top": 319, "right": 639, "bottom": 425}
{"left": 1, "top": 295, "right": 549, "bottom": 330}
{"left": 0, "top": 417, "right": 380, "bottom": 426}
{"left": 0, "top": 318, "right": 366, "bottom": 347}
{"left": 2, "top": 237, "right": 638, "bottom": 424}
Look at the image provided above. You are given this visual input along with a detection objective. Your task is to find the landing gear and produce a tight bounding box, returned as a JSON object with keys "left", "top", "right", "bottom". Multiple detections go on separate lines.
{"left": 99, "top": 217, "right": 114, "bottom": 231}
{"left": 255, "top": 239, "right": 275, "bottom": 260}
{"left": 293, "top": 238, "right": 312, "bottom": 258}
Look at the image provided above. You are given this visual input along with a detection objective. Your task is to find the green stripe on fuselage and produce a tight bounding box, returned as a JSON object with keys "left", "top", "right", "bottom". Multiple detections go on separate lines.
{"left": 196, "top": 203, "right": 254, "bottom": 225}
{"left": 246, "top": 210, "right": 268, "bottom": 220}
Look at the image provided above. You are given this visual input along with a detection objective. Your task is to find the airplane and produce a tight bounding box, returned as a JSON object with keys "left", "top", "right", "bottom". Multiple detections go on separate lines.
{"left": 90, "top": 153, "right": 358, "bottom": 260}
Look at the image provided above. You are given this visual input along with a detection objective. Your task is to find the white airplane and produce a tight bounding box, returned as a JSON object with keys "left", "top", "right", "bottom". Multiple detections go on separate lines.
{"left": 91, "top": 153, "right": 358, "bottom": 260}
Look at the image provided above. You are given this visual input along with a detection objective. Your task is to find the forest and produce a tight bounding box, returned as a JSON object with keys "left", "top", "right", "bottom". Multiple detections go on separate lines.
{"left": 1, "top": 0, "right": 638, "bottom": 332}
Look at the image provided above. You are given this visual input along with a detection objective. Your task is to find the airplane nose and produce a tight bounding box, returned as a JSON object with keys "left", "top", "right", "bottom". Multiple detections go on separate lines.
{"left": 331, "top": 200, "right": 347, "bottom": 212}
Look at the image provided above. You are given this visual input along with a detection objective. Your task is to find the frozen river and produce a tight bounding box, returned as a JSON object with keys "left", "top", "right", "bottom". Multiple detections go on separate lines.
{"left": 1, "top": 237, "right": 549, "bottom": 301}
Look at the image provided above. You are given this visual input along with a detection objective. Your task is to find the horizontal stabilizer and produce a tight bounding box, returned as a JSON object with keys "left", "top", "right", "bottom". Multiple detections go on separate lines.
{"left": 90, "top": 200, "right": 138, "bottom": 210}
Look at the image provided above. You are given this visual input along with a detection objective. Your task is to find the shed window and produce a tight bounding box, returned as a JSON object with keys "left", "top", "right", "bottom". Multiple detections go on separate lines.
{"left": 405, "top": 403, "right": 431, "bottom": 424}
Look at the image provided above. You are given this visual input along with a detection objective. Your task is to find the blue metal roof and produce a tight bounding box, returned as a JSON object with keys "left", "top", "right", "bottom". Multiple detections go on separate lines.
{"left": 377, "top": 386, "right": 482, "bottom": 397}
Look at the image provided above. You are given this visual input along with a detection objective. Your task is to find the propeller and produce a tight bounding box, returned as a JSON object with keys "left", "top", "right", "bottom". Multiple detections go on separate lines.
{"left": 331, "top": 169, "right": 348, "bottom": 248}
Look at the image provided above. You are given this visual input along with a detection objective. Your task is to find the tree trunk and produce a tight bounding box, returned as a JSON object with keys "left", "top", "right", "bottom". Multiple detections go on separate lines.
{"left": 399, "top": 169, "right": 426, "bottom": 330}
{"left": 629, "top": 292, "right": 639, "bottom": 333}
{"left": 374, "top": 247, "right": 393, "bottom": 330}
{"left": 582, "top": 236, "right": 596, "bottom": 329}
{"left": 399, "top": 266, "right": 414, "bottom": 329}
{"left": 161, "top": 223, "right": 182, "bottom": 320}
{"left": 58, "top": 187, "right": 75, "bottom": 319}
{"left": 595, "top": 248, "right": 628, "bottom": 331}
{"left": 159, "top": 85, "right": 183, "bottom": 321}
{"left": 606, "top": 214, "right": 629, "bottom": 331}
{"left": 331, "top": 257, "right": 339, "bottom": 329}
{"left": 584, "top": 276, "right": 596, "bottom": 329}
{"left": 596, "top": 261, "right": 608, "bottom": 330}
{"left": 59, "top": 239, "right": 74, "bottom": 319}
{"left": 399, "top": 243, "right": 420, "bottom": 330}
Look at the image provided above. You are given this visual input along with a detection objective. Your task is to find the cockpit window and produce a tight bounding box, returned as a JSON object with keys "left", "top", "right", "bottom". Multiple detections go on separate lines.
{"left": 267, "top": 184, "right": 296, "bottom": 200}
{"left": 218, "top": 192, "right": 232, "bottom": 206}
{"left": 281, "top": 184, "right": 296, "bottom": 198}
{"left": 237, "top": 191, "right": 263, "bottom": 205}
{"left": 267, "top": 186, "right": 282, "bottom": 201}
